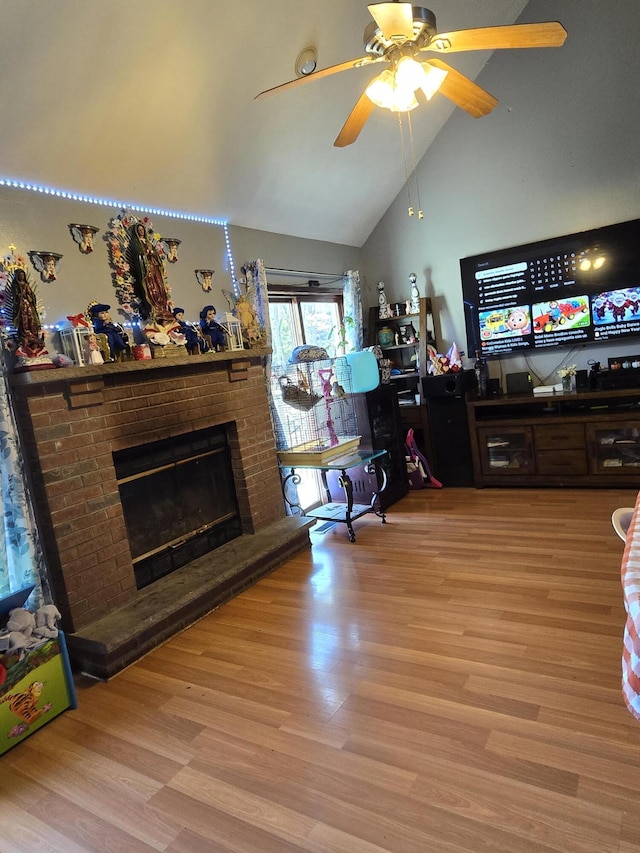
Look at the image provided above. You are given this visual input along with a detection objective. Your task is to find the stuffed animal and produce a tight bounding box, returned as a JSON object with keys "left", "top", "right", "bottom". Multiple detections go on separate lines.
{"left": 33, "top": 604, "right": 62, "bottom": 639}
{"left": 7, "top": 631, "right": 32, "bottom": 656}
{"left": 2, "top": 609, "right": 39, "bottom": 661}
{"left": 7, "top": 607, "right": 36, "bottom": 638}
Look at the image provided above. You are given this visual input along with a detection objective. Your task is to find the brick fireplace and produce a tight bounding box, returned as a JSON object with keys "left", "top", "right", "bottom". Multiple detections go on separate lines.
{"left": 9, "top": 348, "right": 311, "bottom": 678}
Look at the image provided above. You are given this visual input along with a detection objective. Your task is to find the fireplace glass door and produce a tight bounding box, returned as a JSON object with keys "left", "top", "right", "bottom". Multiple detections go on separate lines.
{"left": 114, "top": 425, "right": 241, "bottom": 589}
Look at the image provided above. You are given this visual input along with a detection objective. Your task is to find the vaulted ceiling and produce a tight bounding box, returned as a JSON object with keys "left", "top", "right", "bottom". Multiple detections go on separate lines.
{"left": 0, "top": 1, "right": 530, "bottom": 247}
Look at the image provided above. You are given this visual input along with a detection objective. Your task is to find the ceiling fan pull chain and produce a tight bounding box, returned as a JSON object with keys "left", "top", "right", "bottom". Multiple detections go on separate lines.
{"left": 397, "top": 112, "right": 414, "bottom": 216}
{"left": 407, "top": 112, "right": 424, "bottom": 220}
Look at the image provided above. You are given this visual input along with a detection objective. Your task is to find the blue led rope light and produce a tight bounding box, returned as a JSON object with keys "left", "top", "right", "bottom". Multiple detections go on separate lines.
{"left": 0, "top": 177, "right": 239, "bottom": 294}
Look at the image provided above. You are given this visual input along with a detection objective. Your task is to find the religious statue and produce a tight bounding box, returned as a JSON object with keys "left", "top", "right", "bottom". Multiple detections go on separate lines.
{"left": 142, "top": 317, "right": 186, "bottom": 349}
{"left": 10, "top": 267, "right": 47, "bottom": 357}
{"left": 234, "top": 294, "right": 262, "bottom": 346}
{"left": 127, "top": 222, "right": 172, "bottom": 322}
{"left": 69, "top": 224, "right": 99, "bottom": 254}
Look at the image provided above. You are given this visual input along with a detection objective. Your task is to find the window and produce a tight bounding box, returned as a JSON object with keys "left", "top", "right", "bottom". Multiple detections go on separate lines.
{"left": 269, "top": 295, "right": 343, "bottom": 367}
{"left": 268, "top": 290, "right": 345, "bottom": 511}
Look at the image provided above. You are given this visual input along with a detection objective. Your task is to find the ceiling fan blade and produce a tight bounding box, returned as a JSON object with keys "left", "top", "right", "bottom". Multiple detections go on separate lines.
{"left": 255, "top": 55, "right": 382, "bottom": 100}
{"left": 422, "top": 22, "right": 567, "bottom": 54}
{"left": 334, "top": 91, "right": 376, "bottom": 148}
{"left": 426, "top": 59, "right": 498, "bottom": 118}
{"left": 367, "top": 2, "right": 414, "bottom": 41}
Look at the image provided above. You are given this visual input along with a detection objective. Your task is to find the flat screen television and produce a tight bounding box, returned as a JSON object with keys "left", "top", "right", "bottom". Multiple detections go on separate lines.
{"left": 460, "top": 217, "right": 640, "bottom": 358}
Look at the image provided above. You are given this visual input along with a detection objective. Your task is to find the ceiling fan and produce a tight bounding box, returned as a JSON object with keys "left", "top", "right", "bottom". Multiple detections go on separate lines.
{"left": 255, "top": 2, "right": 567, "bottom": 147}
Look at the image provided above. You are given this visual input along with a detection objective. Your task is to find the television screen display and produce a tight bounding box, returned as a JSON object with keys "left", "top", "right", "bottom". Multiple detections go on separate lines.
{"left": 460, "top": 218, "right": 640, "bottom": 358}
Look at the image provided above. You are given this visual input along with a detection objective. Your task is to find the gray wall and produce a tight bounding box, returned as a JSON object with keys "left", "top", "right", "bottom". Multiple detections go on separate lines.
{"left": 360, "top": 0, "right": 640, "bottom": 384}
{"left": 0, "top": 184, "right": 360, "bottom": 343}
{"left": 3, "top": 0, "right": 640, "bottom": 384}
{"left": 230, "top": 225, "right": 360, "bottom": 282}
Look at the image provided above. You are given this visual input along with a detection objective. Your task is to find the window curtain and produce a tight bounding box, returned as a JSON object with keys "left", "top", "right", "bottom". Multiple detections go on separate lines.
{"left": 342, "top": 269, "right": 363, "bottom": 352}
{"left": 243, "top": 259, "right": 307, "bottom": 513}
{"left": 242, "top": 259, "right": 271, "bottom": 347}
{"left": 0, "top": 352, "right": 50, "bottom": 608}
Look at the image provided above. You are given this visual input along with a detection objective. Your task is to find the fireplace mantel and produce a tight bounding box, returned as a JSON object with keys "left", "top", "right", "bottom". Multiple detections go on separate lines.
{"left": 9, "top": 346, "right": 312, "bottom": 678}
{"left": 10, "top": 345, "right": 271, "bottom": 388}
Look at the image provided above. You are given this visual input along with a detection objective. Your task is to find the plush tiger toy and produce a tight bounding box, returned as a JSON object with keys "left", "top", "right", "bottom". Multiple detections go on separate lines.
{"left": 0, "top": 681, "right": 51, "bottom": 727}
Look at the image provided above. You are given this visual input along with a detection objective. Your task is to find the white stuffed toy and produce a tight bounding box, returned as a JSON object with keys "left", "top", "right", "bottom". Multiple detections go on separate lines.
{"left": 4, "top": 608, "right": 39, "bottom": 658}
{"left": 7, "top": 607, "right": 36, "bottom": 639}
{"left": 33, "top": 604, "right": 62, "bottom": 639}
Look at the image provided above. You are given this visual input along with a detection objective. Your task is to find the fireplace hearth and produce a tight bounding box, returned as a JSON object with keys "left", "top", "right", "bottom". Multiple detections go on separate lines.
{"left": 9, "top": 348, "right": 312, "bottom": 677}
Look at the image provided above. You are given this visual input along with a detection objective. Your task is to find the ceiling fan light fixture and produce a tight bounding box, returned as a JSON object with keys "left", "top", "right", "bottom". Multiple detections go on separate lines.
{"left": 419, "top": 62, "right": 448, "bottom": 100}
{"left": 365, "top": 69, "right": 418, "bottom": 112}
{"left": 395, "top": 57, "right": 425, "bottom": 91}
{"left": 395, "top": 57, "right": 448, "bottom": 101}
{"left": 295, "top": 46, "right": 318, "bottom": 77}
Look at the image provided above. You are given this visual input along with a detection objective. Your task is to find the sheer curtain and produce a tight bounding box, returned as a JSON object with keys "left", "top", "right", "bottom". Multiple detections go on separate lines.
{"left": 241, "top": 259, "right": 271, "bottom": 347}
{"left": 342, "top": 269, "right": 363, "bottom": 351}
{"left": 242, "top": 262, "right": 363, "bottom": 515}
{"left": 0, "top": 352, "right": 50, "bottom": 607}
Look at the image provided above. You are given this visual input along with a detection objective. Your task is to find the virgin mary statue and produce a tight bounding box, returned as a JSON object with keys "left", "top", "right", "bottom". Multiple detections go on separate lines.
{"left": 127, "top": 222, "right": 172, "bottom": 322}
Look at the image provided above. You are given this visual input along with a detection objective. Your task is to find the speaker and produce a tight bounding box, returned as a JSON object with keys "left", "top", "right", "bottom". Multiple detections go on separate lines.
{"left": 488, "top": 377, "right": 502, "bottom": 397}
{"left": 505, "top": 372, "right": 532, "bottom": 395}
{"left": 576, "top": 369, "right": 589, "bottom": 391}
{"left": 422, "top": 378, "right": 474, "bottom": 486}
{"left": 422, "top": 369, "right": 475, "bottom": 398}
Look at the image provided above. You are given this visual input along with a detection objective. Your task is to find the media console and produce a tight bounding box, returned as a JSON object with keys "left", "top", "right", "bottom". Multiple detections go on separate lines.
{"left": 466, "top": 387, "right": 640, "bottom": 487}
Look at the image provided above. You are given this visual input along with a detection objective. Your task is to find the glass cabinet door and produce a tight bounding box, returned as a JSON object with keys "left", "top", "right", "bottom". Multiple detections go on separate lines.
{"left": 587, "top": 422, "right": 640, "bottom": 474}
{"left": 477, "top": 426, "right": 534, "bottom": 475}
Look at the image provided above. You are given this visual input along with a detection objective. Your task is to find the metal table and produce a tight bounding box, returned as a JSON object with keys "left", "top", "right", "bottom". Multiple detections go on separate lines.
{"left": 280, "top": 449, "right": 387, "bottom": 542}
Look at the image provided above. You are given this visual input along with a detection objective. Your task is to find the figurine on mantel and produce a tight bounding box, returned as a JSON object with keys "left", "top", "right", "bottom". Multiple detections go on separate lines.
{"left": 128, "top": 221, "right": 173, "bottom": 323}
{"left": 172, "top": 307, "right": 209, "bottom": 355}
{"left": 142, "top": 317, "right": 186, "bottom": 350}
{"left": 89, "top": 303, "right": 129, "bottom": 362}
{"left": 84, "top": 332, "right": 104, "bottom": 365}
{"left": 200, "top": 305, "right": 226, "bottom": 351}
{"left": 10, "top": 268, "right": 47, "bottom": 356}
{"left": 7, "top": 266, "right": 55, "bottom": 371}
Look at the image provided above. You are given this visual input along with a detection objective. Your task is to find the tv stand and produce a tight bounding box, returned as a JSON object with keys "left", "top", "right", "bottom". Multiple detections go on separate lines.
{"left": 466, "top": 386, "right": 640, "bottom": 487}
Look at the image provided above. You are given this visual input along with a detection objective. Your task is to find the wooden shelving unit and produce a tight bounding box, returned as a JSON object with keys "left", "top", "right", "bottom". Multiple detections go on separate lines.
{"left": 368, "top": 297, "right": 435, "bottom": 453}
{"left": 467, "top": 386, "right": 640, "bottom": 487}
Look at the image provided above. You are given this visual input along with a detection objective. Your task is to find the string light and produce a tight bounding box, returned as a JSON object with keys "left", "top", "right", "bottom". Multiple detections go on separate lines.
{"left": 0, "top": 176, "right": 238, "bottom": 295}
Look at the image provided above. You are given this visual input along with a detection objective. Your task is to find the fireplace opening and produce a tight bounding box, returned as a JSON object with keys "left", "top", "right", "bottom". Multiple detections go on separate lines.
{"left": 113, "top": 424, "right": 242, "bottom": 589}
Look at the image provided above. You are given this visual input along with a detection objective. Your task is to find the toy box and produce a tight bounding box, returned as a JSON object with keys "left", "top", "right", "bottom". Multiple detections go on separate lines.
{"left": 0, "top": 587, "right": 77, "bottom": 756}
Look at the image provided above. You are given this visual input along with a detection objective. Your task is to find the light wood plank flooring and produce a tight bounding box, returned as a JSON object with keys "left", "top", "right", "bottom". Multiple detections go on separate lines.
{"left": 3, "top": 487, "right": 640, "bottom": 852}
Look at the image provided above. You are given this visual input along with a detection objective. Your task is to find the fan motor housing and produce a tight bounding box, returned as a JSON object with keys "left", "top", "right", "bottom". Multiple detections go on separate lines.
{"left": 363, "top": 5, "right": 437, "bottom": 57}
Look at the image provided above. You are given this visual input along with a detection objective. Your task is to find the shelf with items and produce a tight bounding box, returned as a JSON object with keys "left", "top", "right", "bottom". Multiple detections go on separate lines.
{"left": 587, "top": 422, "right": 640, "bottom": 474}
{"left": 369, "top": 297, "right": 435, "bottom": 387}
{"left": 467, "top": 387, "right": 640, "bottom": 486}
{"left": 368, "top": 297, "right": 435, "bottom": 456}
{"left": 477, "top": 426, "right": 534, "bottom": 475}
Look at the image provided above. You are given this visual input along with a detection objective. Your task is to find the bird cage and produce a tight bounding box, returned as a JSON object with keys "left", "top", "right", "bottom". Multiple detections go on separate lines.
{"left": 270, "top": 356, "right": 361, "bottom": 466}
{"left": 217, "top": 312, "right": 244, "bottom": 351}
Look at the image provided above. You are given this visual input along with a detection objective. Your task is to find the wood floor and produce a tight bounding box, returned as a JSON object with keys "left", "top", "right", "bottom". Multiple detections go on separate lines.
{"left": 3, "top": 486, "right": 640, "bottom": 852}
